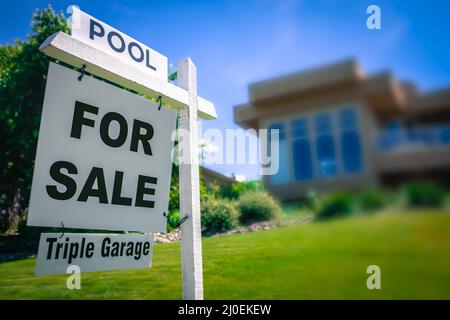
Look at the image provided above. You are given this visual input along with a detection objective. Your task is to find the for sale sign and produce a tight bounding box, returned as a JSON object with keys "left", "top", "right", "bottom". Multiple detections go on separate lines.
{"left": 27, "top": 62, "right": 177, "bottom": 232}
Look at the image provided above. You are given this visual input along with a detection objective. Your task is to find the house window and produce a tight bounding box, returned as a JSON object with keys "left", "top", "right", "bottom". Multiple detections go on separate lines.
{"left": 268, "top": 122, "right": 290, "bottom": 185}
{"left": 439, "top": 124, "right": 450, "bottom": 144}
{"left": 291, "top": 117, "right": 313, "bottom": 181}
{"left": 314, "top": 113, "right": 337, "bottom": 177}
{"left": 339, "top": 108, "right": 363, "bottom": 173}
{"left": 267, "top": 106, "right": 364, "bottom": 186}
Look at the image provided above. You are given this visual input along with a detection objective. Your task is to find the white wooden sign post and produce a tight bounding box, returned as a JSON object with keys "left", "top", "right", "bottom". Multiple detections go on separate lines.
{"left": 178, "top": 58, "right": 204, "bottom": 300}
{"left": 34, "top": 7, "right": 215, "bottom": 299}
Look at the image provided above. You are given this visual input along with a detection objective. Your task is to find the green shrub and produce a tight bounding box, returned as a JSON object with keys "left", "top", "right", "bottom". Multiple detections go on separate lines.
{"left": 218, "top": 180, "right": 263, "bottom": 200}
{"left": 403, "top": 181, "right": 446, "bottom": 208}
{"left": 201, "top": 198, "right": 237, "bottom": 234}
{"left": 301, "top": 190, "right": 320, "bottom": 213}
{"left": 358, "top": 189, "right": 388, "bottom": 212}
{"left": 237, "top": 191, "right": 280, "bottom": 225}
{"left": 165, "top": 209, "right": 180, "bottom": 232}
{"left": 315, "top": 191, "right": 353, "bottom": 220}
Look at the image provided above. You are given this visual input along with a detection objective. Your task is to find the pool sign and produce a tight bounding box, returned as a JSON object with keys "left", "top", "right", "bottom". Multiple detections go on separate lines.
{"left": 28, "top": 62, "right": 177, "bottom": 232}
{"left": 35, "top": 233, "right": 154, "bottom": 275}
{"left": 70, "top": 7, "right": 168, "bottom": 82}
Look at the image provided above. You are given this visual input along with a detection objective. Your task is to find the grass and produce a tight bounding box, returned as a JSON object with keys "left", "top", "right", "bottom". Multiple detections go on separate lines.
{"left": 1, "top": 209, "right": 450, "bottom": 299}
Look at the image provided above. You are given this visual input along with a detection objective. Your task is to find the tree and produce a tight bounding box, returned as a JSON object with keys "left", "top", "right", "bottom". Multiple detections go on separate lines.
{"left": 0, "top": 6, "right": 69, "bottom": 232}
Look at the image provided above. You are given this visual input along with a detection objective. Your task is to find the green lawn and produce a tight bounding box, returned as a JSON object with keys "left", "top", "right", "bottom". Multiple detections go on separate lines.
{"left": 1, "top": 210, "right": 450, "bottom": 299}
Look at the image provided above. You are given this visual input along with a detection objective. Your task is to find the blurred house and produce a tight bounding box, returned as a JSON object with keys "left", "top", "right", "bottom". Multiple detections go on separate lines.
{"left": 234, "top": 60, "right": 450, "bottom": 200}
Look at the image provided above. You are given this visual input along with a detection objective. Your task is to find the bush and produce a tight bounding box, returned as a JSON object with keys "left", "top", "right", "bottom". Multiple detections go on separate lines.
{"left": 403, "top": 181, "right": 446, "bottom": 208}
{"left": 358, "top": 189, "right": 388, "bottom": 212}
{"left": 315, "top": 191, "right": 353, "bottom": 220}
{"left": 217, "top": 180, "right": 263, "bottom": 200}
{"left": 237, "top": 191, "right": 280, "bottom": 225}
{"left": 166, "top": 209, "right": 180, "bottom": 232}
{"left": 301, "top": 190, "right": 320, "bottom": 213}
{"left": 201, "top": 198, "right": 237, "bottom": 234}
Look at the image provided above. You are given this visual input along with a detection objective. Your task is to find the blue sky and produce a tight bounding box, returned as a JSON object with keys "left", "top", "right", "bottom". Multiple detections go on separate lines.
{"left": 2, "top": 0, "right": 450, "bottom": 180}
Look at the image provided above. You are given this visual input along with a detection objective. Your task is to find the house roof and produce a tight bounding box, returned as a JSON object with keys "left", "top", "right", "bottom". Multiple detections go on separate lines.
{"left": 201, "top": 166, "right": 236, "bottom": 187}
{"left": 234, "top": 59, "right": 450, "bottom": 129}
{"left": 248, "top": 59, "right": 364, "bottom": 103}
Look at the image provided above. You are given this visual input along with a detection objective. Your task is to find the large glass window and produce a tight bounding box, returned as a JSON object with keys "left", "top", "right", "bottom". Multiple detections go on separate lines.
{"left": 339, "top": 108, "right": 363, "bottom": 173}
{"left": 292, "top": 139, "right": 313, "bottom": 180}
{"left": 314, "top": 113, "right": 337, "bottom": 177}
{"left": 341, "top": 131, "right": 362, "bottom": 172}
{"left": 268, "top": 122, "right": 290, "bottom": 185}
{"left": 267, "top": 106, "right": 364, "bottom": 186}
{"left": 291, "top": 118, "right": 313, "bottom": 181}
{"left": 440, "top": 124, "right": 450, "bottom": 144}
